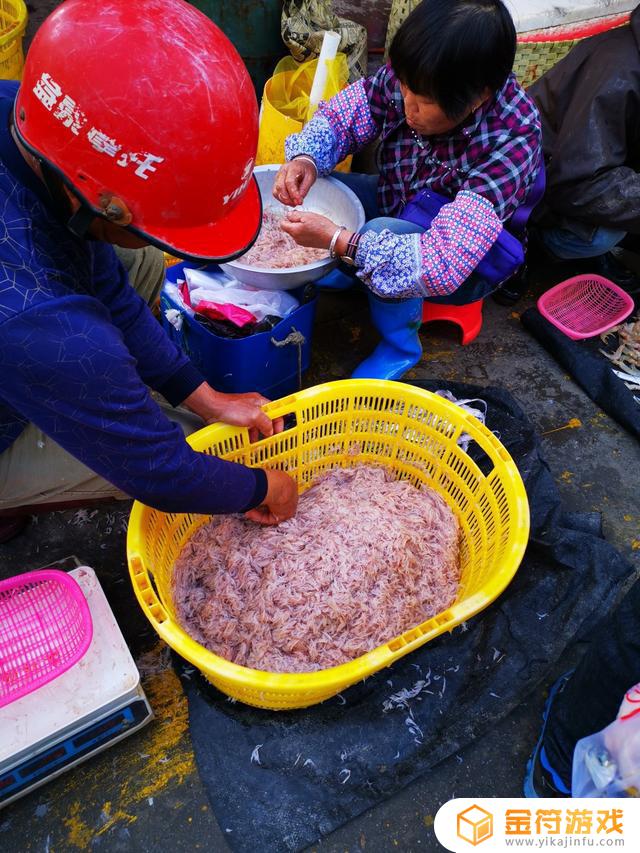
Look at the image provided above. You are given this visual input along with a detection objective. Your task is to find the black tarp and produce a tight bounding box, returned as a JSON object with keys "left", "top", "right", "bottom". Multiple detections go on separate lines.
{"left": 177, "top": 382, "right": 634, "bottom": 852}
{"left": 521, "top": 307, "right": 640, "bottom": 441}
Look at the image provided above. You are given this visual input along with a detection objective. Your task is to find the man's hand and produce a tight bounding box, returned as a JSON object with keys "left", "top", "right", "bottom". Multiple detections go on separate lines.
{"left": 281, "top": 210, "right": 340, "bottom": 249}
{"left": 273, "top": 159, "right": 317, "bottom": 206}
{"left": 245, "top": 469, "right": 299, "bottom": 525}
{"left": 203, "top": 392, "right": 284, "bottom": 441}
{"left": 182, "top": 383, "right": 283, "bottom": 441}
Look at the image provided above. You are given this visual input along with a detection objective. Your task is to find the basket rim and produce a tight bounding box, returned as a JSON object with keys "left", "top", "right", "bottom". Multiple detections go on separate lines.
{"left": 0, "top": 566, "right": 84, "bottom": 597}
{"left": 538, "top": 272, "right": 634, "bottom": 300}
{"left": 127, "top": 380, "right": 530, "bottom": 693}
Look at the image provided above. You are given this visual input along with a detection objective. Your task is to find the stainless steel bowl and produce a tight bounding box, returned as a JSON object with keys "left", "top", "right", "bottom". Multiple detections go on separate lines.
{"left": 220, "top": 164, "right": 366, "bottom": 291}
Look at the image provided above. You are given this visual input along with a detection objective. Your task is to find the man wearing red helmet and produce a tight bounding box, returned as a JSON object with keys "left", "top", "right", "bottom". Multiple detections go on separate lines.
{"left": 0, "top": 0, "right": 298, "bottom": 540}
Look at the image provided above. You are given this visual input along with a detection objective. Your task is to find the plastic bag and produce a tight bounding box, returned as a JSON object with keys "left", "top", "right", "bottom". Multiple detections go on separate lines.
{"left": 195, "top": 300, "right": 257, "bottom": 328}
{"left": 281, "top": 0, "right": 367, "bottom": 82}
{"left": 163, "top": 281, "right": 193, "bottom": 316}
{"left": 435, "top": 390, "right": 488, "bottom": 452}
{"left": 256, "top": 53, "right": 352, "bottom": 169}
{"left": 184, "top": 268, "right": 299, "bottom": 322}
{"left": 384, "top": 0, "right": 420, "bottom": 56}
{"left": 572, "top": 683, "right": 640, "bottom": 797}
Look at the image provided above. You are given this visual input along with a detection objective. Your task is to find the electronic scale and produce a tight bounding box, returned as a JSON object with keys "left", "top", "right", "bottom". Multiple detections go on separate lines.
{"left": 0, "top": 563, "right": 153, "bottom": 808}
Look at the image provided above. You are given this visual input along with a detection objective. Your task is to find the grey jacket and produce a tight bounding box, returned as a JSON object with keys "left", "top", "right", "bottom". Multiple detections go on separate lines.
{"left": 530, "top": 6, "right": 640, "bottom": 238}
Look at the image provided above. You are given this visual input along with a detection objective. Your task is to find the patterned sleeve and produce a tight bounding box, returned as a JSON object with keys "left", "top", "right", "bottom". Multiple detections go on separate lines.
{"left": 354, "top": 191, "right": 503, "bottom": 298}
{"left": 462, "top": 123, "right": 542, "bottom": 223}
{"left": 284, "top": 73, "right": 384, "bottom": 175}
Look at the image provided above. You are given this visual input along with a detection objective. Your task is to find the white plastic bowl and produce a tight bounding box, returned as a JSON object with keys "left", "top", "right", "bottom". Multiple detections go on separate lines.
{"left": 220, "top": 164, "right": 366, "bottom": 291}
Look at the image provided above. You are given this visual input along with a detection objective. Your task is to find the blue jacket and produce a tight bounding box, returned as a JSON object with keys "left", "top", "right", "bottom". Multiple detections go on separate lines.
{"left": 0, "top": 81, "right": 266, "bottom": 514}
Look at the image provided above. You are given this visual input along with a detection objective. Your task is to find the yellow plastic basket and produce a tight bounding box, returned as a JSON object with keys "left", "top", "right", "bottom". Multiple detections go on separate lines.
{"left": 0, "top": 0, "right": 27, "bottom": 81}
{"left": 127, "top": 380, "right": 529, "bottom": 710}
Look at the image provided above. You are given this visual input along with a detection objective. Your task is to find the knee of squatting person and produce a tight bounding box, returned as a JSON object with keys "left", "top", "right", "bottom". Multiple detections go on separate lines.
{"left": 114, "top": 244, "right": 167, "bottom": 309}
{"left": 273, "top": 0, "right": 542, "bottom": 381}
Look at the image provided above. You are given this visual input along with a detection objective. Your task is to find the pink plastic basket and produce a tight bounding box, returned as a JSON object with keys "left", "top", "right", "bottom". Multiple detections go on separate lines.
{"left": 0, "top": 569, "right": 93, "bottom": 707}
{"left": 537, "top": 274, "right": 635, "bottom": 340}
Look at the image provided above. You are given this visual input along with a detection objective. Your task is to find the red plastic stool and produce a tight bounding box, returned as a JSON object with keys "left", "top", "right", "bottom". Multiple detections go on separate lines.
{"left": 422, "top": 299, "right": 483, "bottom": 345}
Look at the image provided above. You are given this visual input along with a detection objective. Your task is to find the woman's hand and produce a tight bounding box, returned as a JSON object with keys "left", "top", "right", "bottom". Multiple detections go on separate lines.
{"left": 182, "top": 383, "right": 284, "bottom": 441}
{"left": 273, "top": 159, "right": 317, "bottom": 206}
{"left": 281, "top": 210, "right": 340, "bottom": 249}
{"left": 245, "top": 469, "right": 299, "bottom": 525}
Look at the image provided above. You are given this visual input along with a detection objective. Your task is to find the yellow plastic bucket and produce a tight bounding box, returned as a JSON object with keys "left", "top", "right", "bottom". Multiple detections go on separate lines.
{"left": 0, "top": 0, "right": 27, "bottom": 81}
{"left": 256, "top": 55, "right": 352, "bottom": 172}
{"left": 128, "top": 380, "right": 530, "bottom": 710}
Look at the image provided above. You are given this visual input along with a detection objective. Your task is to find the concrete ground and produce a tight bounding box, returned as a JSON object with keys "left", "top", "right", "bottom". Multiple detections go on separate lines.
{"left": 1, "top": 270, "right": 638, "bottom": 853}
{"left": 1, "top": 3, "right": 638, "bottom": 850}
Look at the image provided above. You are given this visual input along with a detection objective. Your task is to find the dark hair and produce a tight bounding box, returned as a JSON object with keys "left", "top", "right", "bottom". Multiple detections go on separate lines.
{"left": 389, "top": 0, "right": 516, "bottom": 120}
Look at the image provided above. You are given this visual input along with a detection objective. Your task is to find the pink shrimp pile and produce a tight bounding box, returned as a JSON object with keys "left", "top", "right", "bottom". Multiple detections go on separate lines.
{"left": 172, "top": 465, "right": 460, "bottom": 673}
{"left": 240, "top": 209, "right": 328, "bottom": 268}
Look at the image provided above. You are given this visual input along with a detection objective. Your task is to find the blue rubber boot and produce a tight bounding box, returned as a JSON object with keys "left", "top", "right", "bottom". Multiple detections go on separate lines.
{"left": 352, "top": 293, "right": 423, "bottom": 381}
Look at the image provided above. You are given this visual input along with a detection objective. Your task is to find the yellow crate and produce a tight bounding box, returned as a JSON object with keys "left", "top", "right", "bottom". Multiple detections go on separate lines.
{"left": 127, "top": 379, "right": 529, "bottom": 710}
{"left": 0, "top": 0, "right": 27, "bottom": 81}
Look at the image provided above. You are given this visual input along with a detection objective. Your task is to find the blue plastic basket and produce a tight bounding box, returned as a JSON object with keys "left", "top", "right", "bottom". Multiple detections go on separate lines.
{"left": 161, "top": 262, "right": 317, "bottom": 398}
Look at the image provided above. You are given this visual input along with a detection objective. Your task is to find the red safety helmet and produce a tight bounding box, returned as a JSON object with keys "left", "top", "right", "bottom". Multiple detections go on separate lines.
{"left": 15, "top": 0, "right": 261, "bottom": 262}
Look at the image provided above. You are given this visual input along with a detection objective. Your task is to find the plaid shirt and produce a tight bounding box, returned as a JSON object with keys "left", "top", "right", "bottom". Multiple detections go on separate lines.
{"left": 285, "top": 65, "right": 542, "bottom": 297}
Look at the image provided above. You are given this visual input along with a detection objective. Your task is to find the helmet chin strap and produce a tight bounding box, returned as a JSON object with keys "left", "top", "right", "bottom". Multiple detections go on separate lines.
{"left": 38, "top": 161, "right": 134, "bottom": 239}
{"left": 38, "top": 159, "right": 95, "bottom": 238}
{"left": 67, "top": 204, "right": 96, "bottom": 239}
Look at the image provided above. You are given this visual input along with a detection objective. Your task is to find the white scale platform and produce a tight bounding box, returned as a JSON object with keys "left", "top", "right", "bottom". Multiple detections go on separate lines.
{"left": 0, "top": 565, "right": 153, "bottom": 808}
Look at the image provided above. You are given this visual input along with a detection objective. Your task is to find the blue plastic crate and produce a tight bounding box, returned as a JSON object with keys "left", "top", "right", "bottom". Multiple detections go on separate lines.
{"left": 161, "top": 262, "right": 317, "bottom": 399}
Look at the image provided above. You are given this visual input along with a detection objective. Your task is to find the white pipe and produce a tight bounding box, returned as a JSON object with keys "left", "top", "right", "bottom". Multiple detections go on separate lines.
{"left": 307, "top": 30, "right": 341, "bottom": 120}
